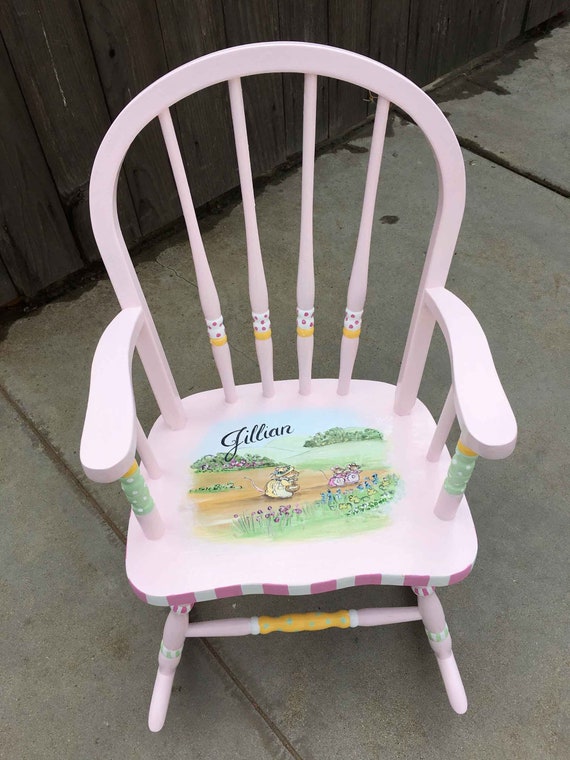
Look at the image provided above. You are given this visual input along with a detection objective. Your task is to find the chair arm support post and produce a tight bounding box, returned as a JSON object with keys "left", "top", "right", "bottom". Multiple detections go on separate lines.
{"left": 120, "top": 461, "right": 164, "bottom": 540}
{"left": 434, "top": 438, "right": 478, "bottom": 520}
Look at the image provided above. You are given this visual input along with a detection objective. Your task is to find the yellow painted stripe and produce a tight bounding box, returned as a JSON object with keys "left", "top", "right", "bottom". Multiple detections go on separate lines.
{"left": 457, "top": 440, "right": 477, "bottom": 457}
{"left": 122, "top": 461, "right": 138, "bottom": 479}
{"left": 343, "top": 327, "right": 361, "bottom": 339}
{"left": 254, "top": 329, "right": 272, "bottom": 340}
{"left": 258, "top": 610, "right": 351, "bottom": 634}
{"left": 296, "top": 326, "right": 314, "bottom": 337}
{"left": 210, "top": 335, "right": 228, "bottom": 347}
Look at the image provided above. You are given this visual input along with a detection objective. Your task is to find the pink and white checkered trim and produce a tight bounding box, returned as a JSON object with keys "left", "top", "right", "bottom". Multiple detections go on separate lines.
{"left": 129, "top": 564, "right": 474, "bottom": 607}
{"left": 411, "top": 586, "right": 435, "bottom": 597}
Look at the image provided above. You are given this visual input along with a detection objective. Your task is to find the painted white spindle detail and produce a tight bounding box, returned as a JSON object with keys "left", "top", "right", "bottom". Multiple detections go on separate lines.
{"left": 338, "top": 97, "right": 391, "bottom": 396}
{"left": 343, "top": 308, "right": 363, "bottom": 337}
{"left": 252, "top": 310, "right": 271, "bottom": 340}
{"left": 205, "top": 315, "right": 227, "bottom": 345}
{"left": 297, "top": 73, "right": 318, "bottom": 395}
{"left": 427, "top": 386, "right": 456, "bottom": 462}
{"left": 159, "top": 108, "right": 236, "bottom": 404}
{"left": 228, "top": 78, "right": 274, "bottom": 398}
{"left": 296, "top": 307, "right": 315, "bottom": 335}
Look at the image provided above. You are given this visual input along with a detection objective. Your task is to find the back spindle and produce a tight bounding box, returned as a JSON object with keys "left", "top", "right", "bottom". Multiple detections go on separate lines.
{"left": 337, "top": 98, "right": 390, "bottom": 395}
{"left": 228, "top": 78, "right": 274, "bottom": 398}
{"left": 159, "top": 109, "right": 236, "bottom": 403}
{"left": 296, "top": 74, "right": 318, "bottom": 395}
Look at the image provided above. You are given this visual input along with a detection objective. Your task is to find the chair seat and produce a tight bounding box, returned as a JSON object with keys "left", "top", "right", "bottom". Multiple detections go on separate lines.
{"left": 126, "top": 379, "right": 477, "bottom": 606}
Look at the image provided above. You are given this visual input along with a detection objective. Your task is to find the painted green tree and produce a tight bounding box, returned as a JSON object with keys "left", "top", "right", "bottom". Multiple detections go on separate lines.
{"left": 303, "top": 427, "right": 384, "bottom": 448}
{"left": 191, "top": 452, "right": 284, "bottom": 473}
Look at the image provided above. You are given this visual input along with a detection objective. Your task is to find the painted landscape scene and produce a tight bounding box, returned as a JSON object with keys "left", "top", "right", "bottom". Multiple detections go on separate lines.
{"left": 187, "top": 414, "right": 402, "bottom": 542}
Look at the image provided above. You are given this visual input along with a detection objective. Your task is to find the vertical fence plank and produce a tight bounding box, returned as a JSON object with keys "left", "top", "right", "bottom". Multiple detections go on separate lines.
{"left": 406, "top": 0, "right": 536, "bottom": 87}
{"left": 328, "top": 0, "right": 372, "bottom": 137}
{"left": 79, "top": 0, "right": 180, "bottom": 237}
{"left": 498, "top": 0, "right": 528, "bottom": 45}
{"left": 369, "top": 0, "right": 410, "bottom": 74}
{"left": 464, "top": 0, "right": 520, "bottom": 61}
{"left": 222, "top": 0, "right": 287, "bottom": 175}
{"left": 278, "top": 0, "right": 328, "bottom": 155}
{"left": 526, "top": 0, "right": 569, "bottom": 29}
{"left": 0, "top": 0, "right": 139, "bottom": 262}
{"left": 0, "top": 259, "right": 18, "bottom": 307}
{"left": 0, "top": 35, "right": 82, "bottom": 297}
{"left": 157, "top": 0, "right": 238, "bottom": 206}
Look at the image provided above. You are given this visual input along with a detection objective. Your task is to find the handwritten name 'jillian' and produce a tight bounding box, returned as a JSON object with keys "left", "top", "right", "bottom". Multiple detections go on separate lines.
{"left": 221, "top": 423, "right": 294, "bottom": 461}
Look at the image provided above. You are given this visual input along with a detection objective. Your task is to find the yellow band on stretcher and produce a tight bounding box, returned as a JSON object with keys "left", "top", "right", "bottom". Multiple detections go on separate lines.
{"left": 258, "top": 610, "right": 352, "bottom": 634}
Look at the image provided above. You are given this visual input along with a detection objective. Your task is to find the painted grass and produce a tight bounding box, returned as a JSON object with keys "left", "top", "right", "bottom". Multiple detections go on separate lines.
{"left": 231, "top": 473, "right": 400, "bottom": 541}
{"left": 254, "top": 438, "right": 390, "bottom": 471}
{"left": 189, "top": 481, "right": 243, "bottom": 494}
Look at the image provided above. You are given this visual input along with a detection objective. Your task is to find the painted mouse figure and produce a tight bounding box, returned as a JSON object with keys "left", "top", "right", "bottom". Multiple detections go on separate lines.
{"left": 328, "top": 466, "right": 346, "bottom": 488}
{"left": 344, "top": 463, "right": 362, "bottom": 485}
{"left": 245, "top": 465, "right": 300, "bottom": 499}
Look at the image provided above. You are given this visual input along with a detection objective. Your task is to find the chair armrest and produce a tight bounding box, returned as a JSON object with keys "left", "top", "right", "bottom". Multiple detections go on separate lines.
{"left": 424, "top": 287, "right": 517, "bottom": 459}
{"left": 80, "top": 307, "right": 144, "bottom": 482}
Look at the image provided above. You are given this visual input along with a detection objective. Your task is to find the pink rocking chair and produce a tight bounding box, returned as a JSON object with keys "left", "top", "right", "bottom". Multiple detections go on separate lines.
{"left": 80, "top": 43, "right": 517, "bottom": 731}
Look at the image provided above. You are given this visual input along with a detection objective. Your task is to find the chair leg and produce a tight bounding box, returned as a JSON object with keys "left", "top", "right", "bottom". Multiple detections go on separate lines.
{"left": 148, "top": 604, "right": 192, "bottom": 732}
{"left": 412, "top": 586, "right": 468, "bottom": 714}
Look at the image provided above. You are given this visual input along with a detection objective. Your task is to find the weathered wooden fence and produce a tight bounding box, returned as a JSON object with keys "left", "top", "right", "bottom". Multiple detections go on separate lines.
{"left": 0, "top": 0, "right": 567, "bottom": 304}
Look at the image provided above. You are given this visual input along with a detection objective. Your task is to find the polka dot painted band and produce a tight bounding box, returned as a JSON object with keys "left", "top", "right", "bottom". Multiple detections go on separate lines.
{"left": 425, "top": 625, "right": 449, "bottom": 642}
{"left": 120, "top": 462, "right": 155, "bottom": 516}
{"left": 205, "top": 315, "right": 227, "bottom": 346}
{"left": 296, "top": 307, "right": 314, "bottom": 337}
{"left": 252, "top": 310, "right": 271, "bottom": 340}
{"left": 160, "top": 641, "right": 183, "bottom": 659}
{"left": 444, "top": 441, "right": 478, "bottom": 496}
{"left": 343, "top": 308, "right": 363, "bottom": 338}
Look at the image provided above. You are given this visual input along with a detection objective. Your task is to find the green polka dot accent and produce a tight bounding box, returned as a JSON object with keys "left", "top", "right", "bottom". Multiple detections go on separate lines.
{"left": 120, "top": 465, "right": 155, "bottom": 516}
{"left": 425, "top": 625, "right": 449, "bottom": 642}
{"left": 444, "top": 446, "right": 478, "bottom": 496}
{"left": 160, "top": 641, "right": 182, "bottom": 659}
